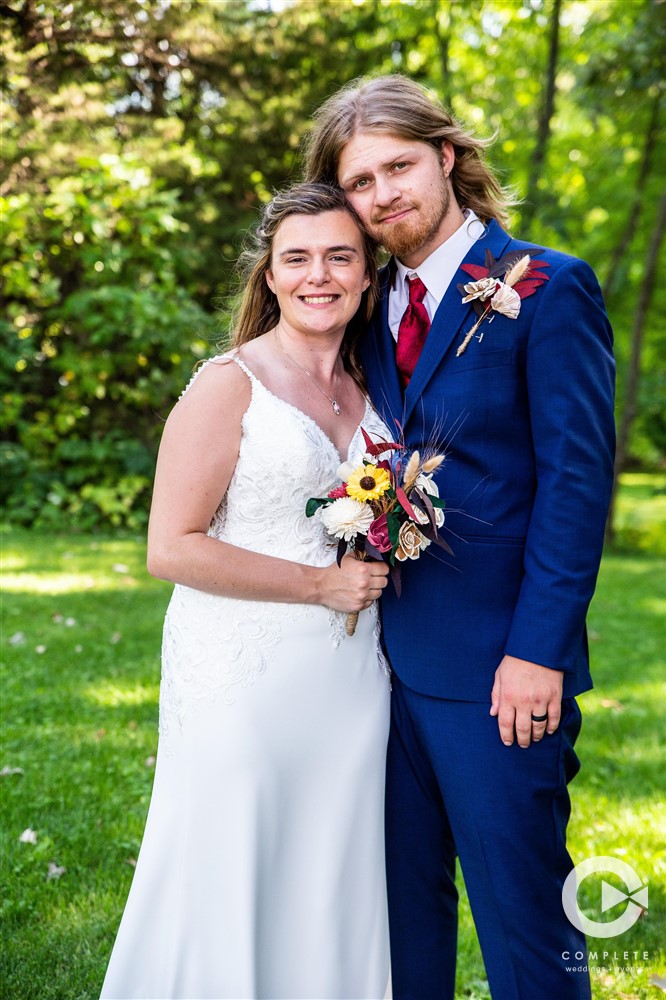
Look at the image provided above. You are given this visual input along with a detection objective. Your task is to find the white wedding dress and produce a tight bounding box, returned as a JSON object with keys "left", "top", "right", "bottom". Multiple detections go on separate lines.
{"left": 101, "top": 355, "right": 392, "bottom": 1000}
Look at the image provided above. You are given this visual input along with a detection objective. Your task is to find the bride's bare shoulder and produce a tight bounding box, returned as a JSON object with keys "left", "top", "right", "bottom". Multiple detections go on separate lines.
{"left": 165, "top": 354, "right": 252, "bottom": 430}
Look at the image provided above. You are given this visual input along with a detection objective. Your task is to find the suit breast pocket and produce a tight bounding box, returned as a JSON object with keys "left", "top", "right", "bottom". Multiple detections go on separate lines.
{"left": 451, "top": 347, "right": 513, "bottom": 374}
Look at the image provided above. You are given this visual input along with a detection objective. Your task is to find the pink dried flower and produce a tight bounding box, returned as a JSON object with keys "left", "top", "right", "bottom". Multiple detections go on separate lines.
{"left": 327, "top": 483, "right": 349, "bottom": 499}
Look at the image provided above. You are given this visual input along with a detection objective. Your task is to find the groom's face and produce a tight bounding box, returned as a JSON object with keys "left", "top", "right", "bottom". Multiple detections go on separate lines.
{"left": 337, "top": 132, "right": 455, "bottom": 267}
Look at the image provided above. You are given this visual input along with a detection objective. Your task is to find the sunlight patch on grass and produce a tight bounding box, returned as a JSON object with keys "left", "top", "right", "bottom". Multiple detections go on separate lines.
{"left": 596, "top": 556, "right": 660, "bottom": 578}
{"left": 0, "top": 552, "right": 29, "bottom": 571}
{"left": 620, "top": 473, "right": 666, "bottom": 490}
{"left": 584, "top": 735, "right": 664, "bottom": 764}
{"left": 571, "top": 798, "right": 666, "bottom": 857}
{"left": 641, "top": 597, "right": 666, "bottom": 616}
{"left": 613, "top": 473, "right": 666, "bottom": 556}
{"left": 585, "top": 680, "right": 666, "bottom": 708}
{"left": 85, "top": 681, "right": 159, "bottom": 708}
{"left": 2, "top": 572, "right": 141, "bottom": 594}
{"left": 2, "top": 572, "right": 97, "bottom": 593}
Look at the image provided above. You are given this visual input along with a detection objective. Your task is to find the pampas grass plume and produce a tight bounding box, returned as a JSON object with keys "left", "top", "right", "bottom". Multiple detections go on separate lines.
{"left": 402, "top": 450, "right": 421, "bottom": 491}
{"left": 422, "top": 454, "right": 445, "bottom": 474}
{"left": 504, "top": 254, "right": 531, "bottom": 288}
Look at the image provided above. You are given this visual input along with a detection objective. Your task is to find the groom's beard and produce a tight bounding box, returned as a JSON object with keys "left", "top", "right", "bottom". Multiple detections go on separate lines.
{"left": 372, "top": 179, "right": 451, "bottom": 260}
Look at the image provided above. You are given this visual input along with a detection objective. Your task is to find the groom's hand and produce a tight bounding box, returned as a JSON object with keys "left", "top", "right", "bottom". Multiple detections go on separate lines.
{"left": 490, "top": 656, "right": 563, "bottom": 748}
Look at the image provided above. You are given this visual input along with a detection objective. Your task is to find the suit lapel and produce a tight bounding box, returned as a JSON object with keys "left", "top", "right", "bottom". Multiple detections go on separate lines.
{"left": 402, "top": 220, "right": 513, "bottom": 424}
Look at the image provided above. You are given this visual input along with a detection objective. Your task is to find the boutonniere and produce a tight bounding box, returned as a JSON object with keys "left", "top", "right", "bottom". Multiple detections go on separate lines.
{"left": 456, "top": 249, "right": 550, "bottom": 356}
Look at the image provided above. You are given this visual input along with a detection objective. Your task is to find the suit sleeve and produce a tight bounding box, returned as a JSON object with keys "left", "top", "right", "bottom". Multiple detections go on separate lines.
{"left": 504, "top": 257, "right": 615, "bottom": 672}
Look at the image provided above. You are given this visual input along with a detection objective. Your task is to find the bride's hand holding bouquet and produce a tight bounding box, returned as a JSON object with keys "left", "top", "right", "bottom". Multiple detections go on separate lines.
{"left": 307, "top": 429, "right": 452, "bottom": 635}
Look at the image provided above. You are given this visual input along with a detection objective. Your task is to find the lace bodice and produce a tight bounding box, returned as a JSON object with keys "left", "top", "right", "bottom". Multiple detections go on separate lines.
{"left": 159, "top": 354, "right": 391, "bottom": 744}
{"left": 208, "top": 355, "right": 388, "bottom": 565}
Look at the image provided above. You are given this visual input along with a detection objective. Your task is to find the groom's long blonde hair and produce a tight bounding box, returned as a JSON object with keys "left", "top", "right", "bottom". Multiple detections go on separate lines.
{"left": 304, "top": 75, "right": 515, "bottom": 230}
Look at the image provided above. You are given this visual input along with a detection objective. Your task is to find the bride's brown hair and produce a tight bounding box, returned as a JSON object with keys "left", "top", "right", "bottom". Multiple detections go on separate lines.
{"left": 231, "top": 183, "right": 379, "bottom": 388}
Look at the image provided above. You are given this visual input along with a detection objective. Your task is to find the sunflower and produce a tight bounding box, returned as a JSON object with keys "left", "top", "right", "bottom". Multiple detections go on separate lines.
{"left": 346, "top": 463, "right": 392, "bottom": 503}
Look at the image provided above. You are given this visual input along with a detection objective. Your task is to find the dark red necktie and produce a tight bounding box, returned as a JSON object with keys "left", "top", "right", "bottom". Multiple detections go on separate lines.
{"left": 396, "top": 274, "right": 430, "bottom": 388}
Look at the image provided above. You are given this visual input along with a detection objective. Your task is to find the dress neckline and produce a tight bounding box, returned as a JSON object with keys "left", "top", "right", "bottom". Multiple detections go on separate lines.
{"left": 231, "top": 354, "right": 370, "bottom": 463}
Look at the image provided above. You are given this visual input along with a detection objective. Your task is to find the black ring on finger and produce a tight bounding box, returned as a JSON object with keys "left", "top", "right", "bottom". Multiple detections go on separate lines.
{"left": 531, "top": 712, "right": 548, "bottom": 723}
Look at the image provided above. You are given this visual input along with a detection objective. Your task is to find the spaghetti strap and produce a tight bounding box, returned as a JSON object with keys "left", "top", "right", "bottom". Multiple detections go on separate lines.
{"left": 228, "top": 354, "right": 257, "bottom": 383}
{"left": 179, "top": 352, "right": 252, "bottom": 399}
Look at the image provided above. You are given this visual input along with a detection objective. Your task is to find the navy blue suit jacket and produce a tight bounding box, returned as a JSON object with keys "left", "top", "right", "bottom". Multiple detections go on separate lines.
{"left": 360, "top": 220, "right": 615, "bottom": 701}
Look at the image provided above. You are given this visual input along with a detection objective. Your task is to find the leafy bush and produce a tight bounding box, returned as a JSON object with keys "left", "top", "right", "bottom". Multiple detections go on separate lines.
{"left": 2, "top": 0, "right": 664, "bottom": 532}
{"left": 2, "top": 156, "right": 221, "bottom": 529}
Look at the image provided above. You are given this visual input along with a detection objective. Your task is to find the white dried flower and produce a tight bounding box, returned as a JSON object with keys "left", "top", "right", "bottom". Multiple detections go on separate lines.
{"left": 412, "top": 504, "right": 445, "bottom": 529}
{"left": 461, "top": 277, "right": 498, "bottom": 303}
{"left": 490, "top": 282, "right": 521, "bottom": 319}
{"left": 415, "top": 472, "right": 439, "bottom": 496}
{"left": 413, "top": 474, "right": 446, "bottom": 527}
{"left": 336, "top": 460, "right": 357, "bottom": 481}
{"left": 319, "top": 497, "right": 374, "bottom": 541}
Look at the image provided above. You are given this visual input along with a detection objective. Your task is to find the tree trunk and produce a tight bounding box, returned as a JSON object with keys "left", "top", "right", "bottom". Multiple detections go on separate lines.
{"left": 603, "top": 91, "right": 662, "bottom": 301}
{"left": 605, "top": 188, "right": 666, "bottom": 544}
{"left": 521, "top": 0, "right": 562, "bottom": 233}
{"left": 433, "top": 0, "right": 454, "bottom": 110}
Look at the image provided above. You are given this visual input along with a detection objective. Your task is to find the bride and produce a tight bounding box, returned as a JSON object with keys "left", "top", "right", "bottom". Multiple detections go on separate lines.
{"left": 100, "top": 183, "right": 392, "bottom": 1000}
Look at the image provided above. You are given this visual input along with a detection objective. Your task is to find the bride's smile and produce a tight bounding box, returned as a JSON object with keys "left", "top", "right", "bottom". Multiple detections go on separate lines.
{"left": 265, "top": 209, "right": 370, "bottom": 341}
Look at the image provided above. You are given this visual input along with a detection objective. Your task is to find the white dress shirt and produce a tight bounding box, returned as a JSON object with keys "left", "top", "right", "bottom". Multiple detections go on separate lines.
{"left": 388, "top": 209, "right": 486, "bottom": 339}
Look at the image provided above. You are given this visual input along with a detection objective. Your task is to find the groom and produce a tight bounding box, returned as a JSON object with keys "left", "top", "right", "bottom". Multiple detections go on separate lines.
{"left": 305, "top": 75, "right": 615, "bottom": 999}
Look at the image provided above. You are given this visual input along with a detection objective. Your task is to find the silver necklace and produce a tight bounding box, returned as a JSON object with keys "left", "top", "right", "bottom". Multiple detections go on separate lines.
{"left": 274, "top": 327, "right": 342, "bottom": 416}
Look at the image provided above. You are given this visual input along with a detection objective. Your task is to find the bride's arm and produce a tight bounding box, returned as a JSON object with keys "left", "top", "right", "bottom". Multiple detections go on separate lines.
{"left": 147, "top": 360, "right": 388, "bottom": 612}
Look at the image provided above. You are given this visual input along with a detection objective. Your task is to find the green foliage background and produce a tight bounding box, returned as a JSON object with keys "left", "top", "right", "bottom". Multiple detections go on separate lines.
{"left": 2, "top": 0, "right": 665, "bottom": 529}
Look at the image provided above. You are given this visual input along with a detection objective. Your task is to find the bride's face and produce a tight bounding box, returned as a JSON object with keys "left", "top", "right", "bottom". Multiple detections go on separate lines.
{"left": 265, "top": 210, "right": 370, "bottom": 339}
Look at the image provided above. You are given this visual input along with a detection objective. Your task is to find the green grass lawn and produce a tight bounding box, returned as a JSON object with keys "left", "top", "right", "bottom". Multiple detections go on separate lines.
{"left": 2, "top": 476, "right": 665, "bottom": 999}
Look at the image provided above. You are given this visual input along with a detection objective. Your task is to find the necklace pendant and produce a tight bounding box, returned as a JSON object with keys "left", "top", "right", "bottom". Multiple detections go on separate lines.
{"left": 332, "top": 400, "right": 341, "bottom": 416}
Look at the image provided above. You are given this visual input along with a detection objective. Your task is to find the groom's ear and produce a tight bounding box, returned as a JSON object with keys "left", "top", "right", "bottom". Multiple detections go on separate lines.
{"left": 440, "top": 141, "right": 455, "bottom": 177}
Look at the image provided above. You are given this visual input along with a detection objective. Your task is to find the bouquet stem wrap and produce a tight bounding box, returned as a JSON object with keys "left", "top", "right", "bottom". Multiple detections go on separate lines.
{"left": 346, "top": 611, "right": 359, "bottom": 636}
{"left": 345, "top": 549, "right": 367, "bottom": 637}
